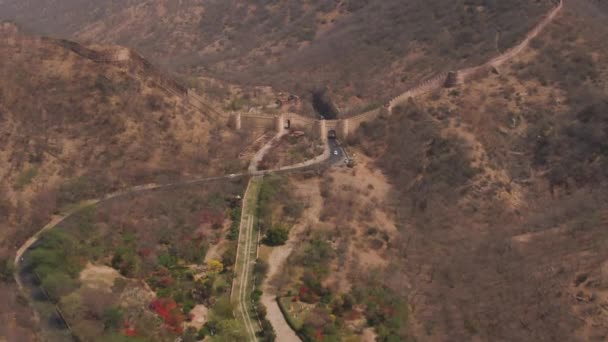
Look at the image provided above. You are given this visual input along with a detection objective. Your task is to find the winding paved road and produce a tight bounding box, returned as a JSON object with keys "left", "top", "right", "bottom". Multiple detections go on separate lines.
{"left": 12, "top": 1, "right": 562, "bottom": 338}
{"left": 232, "top": 138, "right": 346, "bottom": 341}
{"left": 13, "top": 138, "right": 344, "bottom": 341}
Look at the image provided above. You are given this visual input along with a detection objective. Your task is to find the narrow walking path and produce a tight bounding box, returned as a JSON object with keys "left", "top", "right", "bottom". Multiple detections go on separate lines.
{"left": 231, "top": 176, "right": 263, "bottom": 341}
{"left": 261, "top": 179, "right": 322, "bottom": 342}
{"left": 249, "top": 131, "right": 288, "bottom": 173}
{"left": 12, "top": 2, "right": 564, "bottom": 339}
{"left": 13, "top": 137, "right": 338, "bottom": 341}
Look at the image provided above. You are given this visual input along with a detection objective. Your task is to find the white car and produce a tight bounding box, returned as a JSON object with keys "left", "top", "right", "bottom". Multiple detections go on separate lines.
{"left": 333, "top": 150, "right": 339, "bottom": 156}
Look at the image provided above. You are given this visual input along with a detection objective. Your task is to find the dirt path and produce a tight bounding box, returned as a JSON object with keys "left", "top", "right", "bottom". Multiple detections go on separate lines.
{"left": 14, "top": 144, "right": 337, "bottom": 282}
{"left": 14, "top": 132, "right": 337, "bottom": 338}
{"left": 261, "top": 178, "right": 323, "bottom": 342}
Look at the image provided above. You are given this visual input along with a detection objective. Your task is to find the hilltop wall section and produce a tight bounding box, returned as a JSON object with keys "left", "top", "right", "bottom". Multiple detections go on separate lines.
{"left": 388, "top": 0, "right": 563, "bottom": 108}
{"left": 236, "top": 112, "right": 325, "bottom": 138}
{"left": 34, "top": 0, "right": 561, "bottom": 144}
{"left": 5, "top": 0, "right": 562, "bottom": 145}
{"left": 47, "top": 38, "right": 232, "bottom": 121}
{"left": 54, "top": 41, "right": 231, "bottom": 121}
{"left": 388, "top": 72, "right": 450, "bottom": 111}
{"left": 236, "top": 113, "right": 276, "bottom": 131}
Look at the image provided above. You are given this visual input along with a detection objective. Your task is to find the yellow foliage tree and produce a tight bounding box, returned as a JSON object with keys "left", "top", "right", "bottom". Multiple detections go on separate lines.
{"left": 207, "top": 259, "right": 224, "bottom": 275}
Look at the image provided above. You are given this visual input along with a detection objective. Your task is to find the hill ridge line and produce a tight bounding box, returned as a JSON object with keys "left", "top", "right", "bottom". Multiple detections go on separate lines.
{"left": 387, "top": 0, "right": 563, "bottom": 112}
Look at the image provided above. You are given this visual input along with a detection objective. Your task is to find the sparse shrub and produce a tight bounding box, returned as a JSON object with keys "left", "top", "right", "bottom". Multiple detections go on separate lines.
{"left": 15, "top": 167, "right": 38, "bottom": 189}
{"left": 0, "top": 258, "right": 14, "bottom": 283}
{"left": 102, "top": 307, "right": 123, "bottom": 330}
{"left": 227, "top": 208, "right": 241, "bottom": 241}
{"left": 221, "top": 245, "right": 237, "bottom": 267}
{"left": 146, "top": 94, "right": 163, "bottom": 111}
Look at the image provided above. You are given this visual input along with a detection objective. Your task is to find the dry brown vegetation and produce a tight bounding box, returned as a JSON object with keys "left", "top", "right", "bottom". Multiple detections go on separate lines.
{"left": 263, "top": 159, "right": 406, "bottom": 340}
{"left": 347, "top": 1, "right": 608, "bottom": 340}
{"left": 258, "top": 133, "right": 324, "bottom": 171}
{"left": 0, "top": 23, "right": 254, "bottom": 250}
{"left": 0, "top": 24, "right": 252, "bottom": 248}
{"left": 1, "top": 0, "right": 554, "bottom": 114}
{"left": 0, "top": 24, "right": 258, "bottom": 340}
{"left": 2, "top": 0, "right": 608, "bottom": 341}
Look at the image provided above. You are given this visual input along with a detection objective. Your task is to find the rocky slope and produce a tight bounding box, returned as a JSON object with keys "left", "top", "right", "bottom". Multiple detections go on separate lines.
{"left": 0, "top": 23, "right": 254, "bottom": 340}
{"left": 353, "top": 1, "right": 608, "bottom": 340}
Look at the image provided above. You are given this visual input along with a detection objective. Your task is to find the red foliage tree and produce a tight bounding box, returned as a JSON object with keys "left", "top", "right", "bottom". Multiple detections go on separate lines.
{"left": 315, "top": 328, "right": 323, "bottom": 341}
{"left": 123, "top": 322, "right": 137, "bottom": 337}
{"left": 299, "top": 286, "right": 319, "bottom": 303}
{"left": 149, "top": 298, "right": 185, "bottom": 334}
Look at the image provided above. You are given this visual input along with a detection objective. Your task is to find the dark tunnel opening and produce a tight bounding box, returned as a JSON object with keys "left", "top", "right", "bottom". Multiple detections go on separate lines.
{"left": 312, "top": 90, "right": 339, "bottom": 120}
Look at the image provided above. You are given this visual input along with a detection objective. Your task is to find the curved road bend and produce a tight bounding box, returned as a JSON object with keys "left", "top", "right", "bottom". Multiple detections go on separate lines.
{"left": 13, "top": 139, "right": 345, "bottom": 340}
{"left": 241, "top": 138, "right": 346, "bottom": 342}
{"left": 14, "top": 0, "right": 562, "bottom": 331}
{"left": 11, "top": 0, "right": 563, "bottom": 324}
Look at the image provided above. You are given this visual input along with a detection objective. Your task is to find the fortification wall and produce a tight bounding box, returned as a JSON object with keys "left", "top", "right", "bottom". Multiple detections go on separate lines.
{"left": 325, "top": 120, "right": 339, "bottom": 131}
{"left": 491, "top": 0, "right": 563, "bottom": 67}
{"left": 240, "top": 113, "right": 276, "bottom": 131}
{"left": 32, "top": 0, "right": 563, "bottom": 148}
{"left": 388, "top": 72, "right": 449, "bottom": 111}
{"left": 387, "top": 0, "right": 562, "bottom": 111}
{"left": 187, "top": 90, "right": 224, "bottom": 119}
{"left": 459, "top": 0, "right": 564, "bottom": 84}
{"left": 284, "top": 113, "right": 316, "bottom": 127}
{"left": 281, "top": 113, "right": 318, "bottom": 137}
{"left": 457, "top": 65, "right": 491, "bottom": 84}
{"left": 345, "top": 108, "right": 384, "bottom": 134}
{"left": 322, "top": 120, "right": 346, "bottom": 139}
{"left": 47, "top": 38, "right": 189, "bottom": 97}
{"left": 16, "top": 0, "right": 562, "bottom": 149}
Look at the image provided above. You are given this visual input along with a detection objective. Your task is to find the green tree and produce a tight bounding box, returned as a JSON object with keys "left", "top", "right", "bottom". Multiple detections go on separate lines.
{"left": 112, "top": 247, "right": 141, "bottom": 277}
{"left": 0, "top": 258, "right": 14, "bottom": 282}
{"left": 263, "top": 226, "right": 289, "bottom": 246}
{"left": 182, "top": 327, "right": 198, "bottom": 342}
{"left": 41, "top": 271, "right": 77, "bottom": 301}
{"left": 103, "top": 307, "right": 123, "bottom": 330}
{"left": 213, "top": 297, "right": 235, "bottom": 320}
{"left": 221, "top": 245, "right": 237, "bottom": 266}
{"left": 215, "top": 319, "right": 247, "bottom": 342}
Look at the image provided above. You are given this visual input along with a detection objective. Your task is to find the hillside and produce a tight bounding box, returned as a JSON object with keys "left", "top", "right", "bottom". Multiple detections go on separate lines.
{"left": 4, "top": 0, "right": 608, "bottom": 341}
{"left": 0, "top": 20, "right": 259, "bottom": 266}
{"left": 351, "top": 0, "right": 608, "bottom": 340}
{"left": 0, "top": 23, "right": 255, "bottom": 339}
{"left": 0, "top": 0, "right": 555, "bottom": 115}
